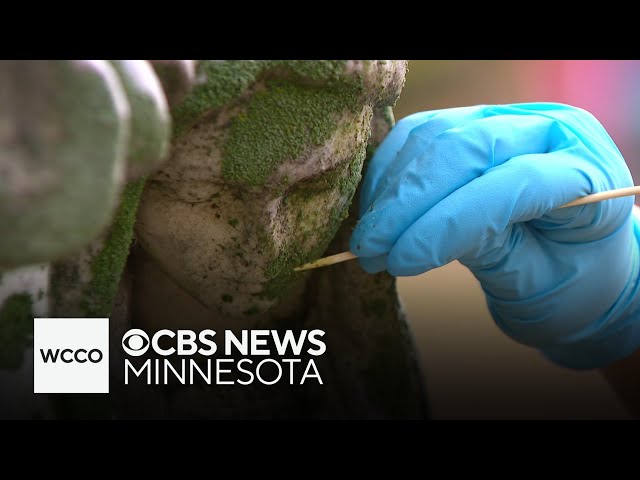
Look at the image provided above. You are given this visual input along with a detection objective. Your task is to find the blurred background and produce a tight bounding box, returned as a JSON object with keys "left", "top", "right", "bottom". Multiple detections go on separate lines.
{"left": 394, "top": 60, "right": 640, "bottom": 419}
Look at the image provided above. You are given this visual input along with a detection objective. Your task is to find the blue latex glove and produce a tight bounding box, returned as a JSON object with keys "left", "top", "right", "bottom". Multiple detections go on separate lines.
{"left": 350, "top": 103, "right": 640, "bottom": 370}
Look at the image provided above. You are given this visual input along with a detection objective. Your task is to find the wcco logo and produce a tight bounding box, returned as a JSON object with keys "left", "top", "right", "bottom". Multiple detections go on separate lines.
{"left": 33, "top": 318, "right": 109, "bottom": 394}
{"left": 40, "top": 348, "right": 104, "bottom": 364}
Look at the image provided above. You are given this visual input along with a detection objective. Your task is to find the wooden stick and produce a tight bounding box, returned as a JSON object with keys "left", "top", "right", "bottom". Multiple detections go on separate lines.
{"left": 556, "top": 185, "right": 640, "bottom": 209}
{"left": 293, "top": 185, "right": 640, "bottom": 272}
{"left": 293, "top": 251, "right": 357, "bottom": 272}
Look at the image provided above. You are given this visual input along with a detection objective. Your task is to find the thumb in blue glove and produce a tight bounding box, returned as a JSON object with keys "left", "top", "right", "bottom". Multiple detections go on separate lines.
{"left": 350, "top": 103, "right": 640, "bottom": 370}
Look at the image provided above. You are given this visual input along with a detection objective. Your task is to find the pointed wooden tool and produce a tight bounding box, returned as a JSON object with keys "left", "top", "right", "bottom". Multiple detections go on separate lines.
{"left": 293, "top": 185, "right": 640, "bottom": 272}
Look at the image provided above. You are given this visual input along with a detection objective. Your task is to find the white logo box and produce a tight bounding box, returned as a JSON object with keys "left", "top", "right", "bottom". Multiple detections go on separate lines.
{"left": 33, "top": 318, "right": 109, "bottom": 394}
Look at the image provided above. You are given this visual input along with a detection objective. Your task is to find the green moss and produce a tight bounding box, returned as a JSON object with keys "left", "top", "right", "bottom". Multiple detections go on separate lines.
{"left": 0, "top": 294, "right": 33, "bottom": 371}
{"left": 81, "top": 177, "right": 146, "bottom": 317}
{"left": 171, "top": 61, "right": 366, "bottom": 186}
{"left": 221, "top": 294, "right": 233, "bottom": 303}
{"left": 227, "top": 218, "right": 239, "bottom": 228}
{"left": 276, "top": 60, "right": 356, "bottom": 82}
{"left": 222, "top": 80, "right": 361, "bottom": 186}
{"left": 172, "top": 60, "right": 356, "bottom": 136}
{"left": 170, "top": 60, "right": 374, "bottom": 299}
{"left": 259, "top": 144, "right": 367, "bottom": 300}
{"left": 172, "top": 61, "right": 263, "bottom": 136}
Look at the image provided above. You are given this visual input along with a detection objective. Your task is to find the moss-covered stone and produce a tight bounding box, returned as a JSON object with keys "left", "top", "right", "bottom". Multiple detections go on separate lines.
{"left": 221, "top": 80, "right": 362, "bottom": 186}
{"left": 295, "top": 104, "right": 429, "bottom": 419}
{"left": 134, "top": 61, "right": 406, "bottom": 316}
{"left": 259, "top": 144, "right": 367, "bottom": 300}
{"left": 0, "top": 294, "right": 33, "bottom": 371}
{"left": 170, "top": 61, "right": 368, "bottom": 188}
{"left": 172, "top": 60, "right": 356, "bottom": 137}
{"left": 171, "top": 61, "right": 261, "bottom": 135}
{"left": 51, "top": 177, "right": 146, "bottom": 318}
{"left": 82, "top": 178, "right": 146, "bottom": 317}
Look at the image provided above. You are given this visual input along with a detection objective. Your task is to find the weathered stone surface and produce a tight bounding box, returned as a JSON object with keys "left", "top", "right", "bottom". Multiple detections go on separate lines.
{"left": 0, "top": 60, "right": 427, "bottom": 419}
{"left": 135, "top": 61, "right": 408, "bottom": 321}
{"left": 125, "top": 66, "right": 428, "bottom": 418}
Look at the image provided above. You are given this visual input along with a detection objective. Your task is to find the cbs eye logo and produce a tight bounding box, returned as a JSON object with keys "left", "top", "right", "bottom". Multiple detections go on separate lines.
{"left": 121, "top": 329, "right": 150, "bottom": 356}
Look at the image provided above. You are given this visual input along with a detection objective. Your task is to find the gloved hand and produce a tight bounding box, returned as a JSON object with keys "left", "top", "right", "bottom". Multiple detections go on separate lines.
{"left": 350, "top": 103, "right": 640, "bottom": 370}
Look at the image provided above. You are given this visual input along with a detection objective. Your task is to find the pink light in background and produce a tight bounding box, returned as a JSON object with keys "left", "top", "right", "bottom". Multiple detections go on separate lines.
{"left": 517, "top": 60, "right": 640, "bottom": 179}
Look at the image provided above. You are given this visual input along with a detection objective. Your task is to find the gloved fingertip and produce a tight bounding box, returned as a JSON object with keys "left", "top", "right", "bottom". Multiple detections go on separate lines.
{"left": 387, "top": 249, "right": 430, "bottom": 277}
{"left": 350, "top": 212, "right": 393, "bottom": 258}
{"left": 349, "top": 219, "right": 372, "bottom": 257}
{"left": 358, "top": 255, "right": 388, "bottom": 274}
